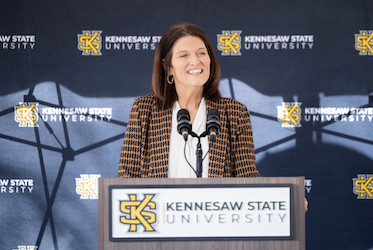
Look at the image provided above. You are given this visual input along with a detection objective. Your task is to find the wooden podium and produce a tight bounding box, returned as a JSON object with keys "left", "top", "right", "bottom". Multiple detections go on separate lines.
{"left": 99, "top": 177, "right": 305, "bottom": 250}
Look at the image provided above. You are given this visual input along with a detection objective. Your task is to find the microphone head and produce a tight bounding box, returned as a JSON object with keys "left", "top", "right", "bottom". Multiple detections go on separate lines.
{"left": 207, "top": 109, "right": 221, "bottom": 142}
{"left": 177, "top": 109, "right": 190, "bottom": 122}
{"left": 177, "top": 109, "right": 192, "bottom": 141}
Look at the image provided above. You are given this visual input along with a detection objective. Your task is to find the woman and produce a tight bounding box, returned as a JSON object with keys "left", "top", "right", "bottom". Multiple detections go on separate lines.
{"left": 118, "top": 23, "right": 260, "bottom": 178}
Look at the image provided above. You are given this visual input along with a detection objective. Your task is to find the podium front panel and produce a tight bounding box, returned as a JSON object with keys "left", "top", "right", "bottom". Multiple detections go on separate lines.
{"left": 99, "top": 177, "right": 305, "bottom": 250}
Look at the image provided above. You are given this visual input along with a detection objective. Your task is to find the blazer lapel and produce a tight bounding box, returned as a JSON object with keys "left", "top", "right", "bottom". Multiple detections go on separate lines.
{"left": 206, "top": 99, "right": 226, "bottom": 177}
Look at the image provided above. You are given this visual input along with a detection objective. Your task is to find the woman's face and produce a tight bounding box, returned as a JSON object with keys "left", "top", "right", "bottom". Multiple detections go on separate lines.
{"left": 169, "top": 35, "right": 211, "bottom": 92}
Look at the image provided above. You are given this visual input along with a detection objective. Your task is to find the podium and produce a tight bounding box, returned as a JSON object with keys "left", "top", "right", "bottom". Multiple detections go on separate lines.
{"left": 99, "top": 177, "right": 305, "bottom": 250}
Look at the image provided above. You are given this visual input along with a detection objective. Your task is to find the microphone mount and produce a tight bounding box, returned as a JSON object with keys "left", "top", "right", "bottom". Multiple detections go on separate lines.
{"left": 177, "top": 108, "right": 220, "bottom": 178}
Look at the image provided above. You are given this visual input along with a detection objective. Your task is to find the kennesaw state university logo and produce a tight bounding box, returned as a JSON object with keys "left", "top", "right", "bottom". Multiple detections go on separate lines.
{"left": 75, "top": 174, "right": 100, "bottom": 199}
{"left": 353, "top": 175, "right": 373, "bottom": 199}
{"left": 120, "top": 194, "right": 157, "bottom": 232}
{"left": 217, "top": 30, "right": 242, "bottom": 56}
{"left": 14, "top": 102, "right": 39, "bottom": 127}
{"left": 77, "top": 30, "right": 102, "bottom": 55}
{"left": 277, "top": 102, "right": 302, "bottom": 127}
{"left": 13, "top": 246, "right": 37, "bottom": 250}
{"left": 355, "top": 30, "right": 373, "bottom": 56}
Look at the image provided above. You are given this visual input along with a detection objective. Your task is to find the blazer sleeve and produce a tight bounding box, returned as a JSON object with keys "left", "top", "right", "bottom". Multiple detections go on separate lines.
{"left": 232, "top": 104, "right": 260, "bottom": 177}
{"left": 118, "top": 99, "right": 143, "bottom": 178}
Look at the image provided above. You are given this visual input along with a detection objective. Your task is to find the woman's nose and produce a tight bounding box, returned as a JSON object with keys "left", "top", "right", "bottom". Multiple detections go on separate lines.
{"left": 189, "top": 53, "right": 201, "bottom": 65}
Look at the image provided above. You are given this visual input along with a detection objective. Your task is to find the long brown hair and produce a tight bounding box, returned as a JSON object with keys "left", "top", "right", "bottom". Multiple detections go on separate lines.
{"left": 152, "top": 23, "right": 221, "bottom": 110}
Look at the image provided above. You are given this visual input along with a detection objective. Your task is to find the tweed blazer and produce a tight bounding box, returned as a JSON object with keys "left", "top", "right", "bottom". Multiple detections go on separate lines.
{"left": 118, "top": 94, "right": 259, "bottom": 178}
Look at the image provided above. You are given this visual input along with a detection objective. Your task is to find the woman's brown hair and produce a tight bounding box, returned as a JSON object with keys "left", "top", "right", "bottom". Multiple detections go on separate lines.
{"left": 152, "top": 23, "right": 221, "bottom": 110}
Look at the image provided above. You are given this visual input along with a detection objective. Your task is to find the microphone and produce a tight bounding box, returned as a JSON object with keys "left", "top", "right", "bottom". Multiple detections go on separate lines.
{"left": 177, "top": 109, "right": 192, "bottom": 141}
{"left": 206, "top": 109, "right": 220, "bottom": 142}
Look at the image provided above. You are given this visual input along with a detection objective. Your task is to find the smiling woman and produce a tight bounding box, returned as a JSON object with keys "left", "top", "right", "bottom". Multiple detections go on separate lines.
{"left": 152, "top": 23, "right": 221, "bottom": 111}
{"left": 117, "top": 23, "right": 260, "bottom": 179}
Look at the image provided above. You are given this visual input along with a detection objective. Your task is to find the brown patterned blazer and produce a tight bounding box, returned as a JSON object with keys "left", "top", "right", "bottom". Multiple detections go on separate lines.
{"left": 118, "top": 94, "right": 260, "bottom": 178}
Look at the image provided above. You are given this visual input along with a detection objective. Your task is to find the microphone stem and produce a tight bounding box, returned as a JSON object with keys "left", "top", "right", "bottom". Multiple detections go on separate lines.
{"left": 196, "top": 137, "right": 203, "bottom": 178}
{"left": 190, "top": 132, "right": 206, "bottom": 178}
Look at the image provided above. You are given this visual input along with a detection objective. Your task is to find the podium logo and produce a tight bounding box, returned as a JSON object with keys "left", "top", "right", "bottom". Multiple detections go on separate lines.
{"left": 13, "top": 246, "right": 38, "bottom": 250}
{"left": 120, "top": 194, "right": 157, "bottom": 232}
{"left": 75, "top": 174, "right": 100, "bottom": 199}
{"left": 14, "top": 102, "right": 39, "bottom": 127}
{"left": 217, "top": 30, "right": 242, "bottom": 56}
{"left": 277, "top": 102, "right": 302, "bottom": 127}
{"left": 355, "top": 30, "right": 373, "bottom": 55}
{"left": 78, "top": 30, "right": 102, "bottom": 56}
{"left": 353, "top": 175, "right": 373, "bottom": 199}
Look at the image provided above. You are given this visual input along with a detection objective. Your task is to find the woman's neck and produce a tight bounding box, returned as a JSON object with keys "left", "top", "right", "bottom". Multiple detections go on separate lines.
{"left": 176, "top": 88, "right": 203, "bottom": 124}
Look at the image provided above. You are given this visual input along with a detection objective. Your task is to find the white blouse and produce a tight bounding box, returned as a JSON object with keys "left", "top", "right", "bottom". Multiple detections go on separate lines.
{"left": 168, "top": 98, "right": 209, "bottom": 178}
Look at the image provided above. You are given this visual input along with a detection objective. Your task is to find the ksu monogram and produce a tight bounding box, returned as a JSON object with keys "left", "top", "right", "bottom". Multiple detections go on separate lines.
{"left": 77, "top": 30, "right": 102, "bottom": 55}
{"left": 14, "top": 102, "right": 38, "bottom": 127}
{"left": 355, "top": 30, "right": 373, "bottom": 55}
{"left": 13, "top": 247, "right": 37, "bottom": 250}
{"left": 277, "top": 102, "right": 302, "bottom": 127}
{"left": 75, "top": 174, "right": 100, "bottom": 199}
{"left": 353, "top": 175, "right": 373, "bottom": 199}
{"left": 217, "top": 30, "right": 242, "bottom": 56}
{"left": 120, "top": 194, "right": 157, "bottom": 232}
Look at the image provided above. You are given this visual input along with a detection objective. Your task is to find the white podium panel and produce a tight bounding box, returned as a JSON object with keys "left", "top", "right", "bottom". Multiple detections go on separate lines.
{"left": 109, "top": 184, "right": 292, "bottom": 241}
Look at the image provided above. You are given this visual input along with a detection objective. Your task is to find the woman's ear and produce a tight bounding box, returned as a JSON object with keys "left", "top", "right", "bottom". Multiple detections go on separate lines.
{"left": 162, "top": 59, "right": 173, "bottom": 75}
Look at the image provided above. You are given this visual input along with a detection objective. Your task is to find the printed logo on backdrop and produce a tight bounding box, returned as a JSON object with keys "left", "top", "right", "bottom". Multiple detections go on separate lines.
{"left": 0, "top": 35, "right": 36, "bottom": 50}
{"left": 41, "top": 107, "right": 112, "bottom": 123}
{"left": 217, "top": 31, "right": 314, "bottom": 55}
{"left": 304, "top": 107, "right": 373, "bottom": 123}
{"left": 14, "top": 101, "right": 113, "bottom": 127}
{"left": 355, "top": 30, "right": 373, "bottom": 56}
{"left": 75, "top": 174, "right": 101, "bottom": 199}
{"left": 0, "top": 179, "right": 34, "bottom": 194}
{"left": 12, "top": 246, "right": 38, "bottom": 250}
{"left": 77, "top": 30, "right": 161, "bottom": 55}
{"left": 305, "top": 179, "right": 312, "bottom": 194}
{"left": 277, "top": 102, "right": 302, "bottom": 127}
{"left": 78, "top": 30, "right": 102, "bottom": 56}
{"left": 245, "top": 35, "right": 314, "bottom": 50}
{"left": 353, "top": 175, "right": 373, "bottom": 199}
{"left": 217, "top": 30, "right": 242, "bottom": 56}
{"left": 120, "top": 194, "right": 157, "bottom": 232}
{"left": 14, "top": 103, "right": 39, "bottom": 127}
{"left": 276, "top": 102, "right": 373, "bottom": 127}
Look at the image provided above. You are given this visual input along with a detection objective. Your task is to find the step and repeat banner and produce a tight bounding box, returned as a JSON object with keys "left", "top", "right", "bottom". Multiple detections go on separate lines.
{"left": 0, "top": 0, "right": 372, "bottom": 249}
